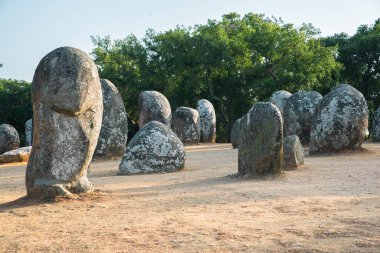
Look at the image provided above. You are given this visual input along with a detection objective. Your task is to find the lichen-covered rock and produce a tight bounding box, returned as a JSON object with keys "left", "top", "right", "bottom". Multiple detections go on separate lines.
{"left": 238, "top": 102, "right": 283, "bottom": 177}
{"left": 283, "top": 135, "right": 304, "bottom": 170}
{"left": 26, "top": 47, "right": 103, "bottom": 198}
{"left": 309, "top": 84, "right": 368, "bottom": 154}
{"left": 197, "top": 99, "right": 216, "bottom": 143}
{"left": 0, "top": 146, "right": 31, "bottom": 163}
{"left": 230, "top": 118, "right": 241, "bottom": 149}
{"left": 25, "top": 118, "right": 33, "bottom": 146}
{"left": 270, "top": 90, "right": 292, "bottom": 117}
{"left": 371, "top": 107, "right": 380, "bottom": 142}
{"left": 284, "top": 91, "right": 323, "bottom": 145}
{"left": 138, "top": 91, "right": 171, "bottom": 128}
{"left": 119, "top": 121, "right": 185, "bottom": 175}
{"left": 172, "top": 107, "right": 200, "bottom": 144}
{"left": 0, "top": 124, "right": 20, "bottom": 155}
{"left": 94, "top": 79, "right": 128, "bottom": 158}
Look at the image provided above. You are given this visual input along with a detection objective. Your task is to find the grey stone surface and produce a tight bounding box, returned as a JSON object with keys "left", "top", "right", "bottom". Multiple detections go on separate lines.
{"left": 309, "top": 84, "right": 368, "bottom": 154}
{"left": 119, "top": 121, "right": 185, "bottom": 175}
{"left": 197, "top": 99, "right": 216, "bottom": 143}
{"left": 0, "top": 124, "right": 20, "bottom": 155}
{"left": 94, "top": 79, "right": 128, "bottom": 158}
{"left": 284, "top": 91, "right": 323, "bottom": 145}
{"left": 270, "top": 90, "right": 292, "bottom": 117}
{"left": 138, "top": 91, "right": 171, "bottom": 128}
{"left": 25, "top": 118, "right": 33, "bottom": 146}
{"left": 283, "top": 135, "right": 304, "bottom": 170}
{"left": 26, "top": 47, "right": 103, "bottom": 197}
{"left": 230, "top": 118, "right": 241, "bottom": 149}
{"left": 371, "top": 107, "right": 380, "bottom": 142}
{"left": 238, "top": 102, "right": 283, "bottom": 177}
{"left": 172, "top": 107, "right": 200, "bottom": 144}
{"left": 0, "top": 146, "right": 31, "bottom": 163}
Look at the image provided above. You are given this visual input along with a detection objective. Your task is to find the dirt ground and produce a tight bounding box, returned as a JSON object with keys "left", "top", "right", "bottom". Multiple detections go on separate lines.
{"left": 0, "top": 143, "right": 379, "bottom": 253}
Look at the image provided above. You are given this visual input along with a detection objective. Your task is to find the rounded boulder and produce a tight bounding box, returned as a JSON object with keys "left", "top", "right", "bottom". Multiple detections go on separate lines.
{"left": 197, "top": 99, "right": 216, "bottom": 143}
{"left": 0, "top": 124, "right": 20, "bottom": 155}
{"left": 172, "top": 107, "right": 200, "bottom": 144}
{"left": 138, "top": 91, "right": 171, "bottom": 128}
{"left": 270, "top": 90, "right": 292, "bottom": 117}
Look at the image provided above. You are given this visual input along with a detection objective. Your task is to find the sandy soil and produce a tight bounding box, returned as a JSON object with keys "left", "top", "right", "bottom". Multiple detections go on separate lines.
{"left": 0, "top": 143, "right": 379, "bottom": 253}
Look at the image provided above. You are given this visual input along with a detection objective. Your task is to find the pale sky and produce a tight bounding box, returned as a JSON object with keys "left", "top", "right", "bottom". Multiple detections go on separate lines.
{"left": 0, "top": 0, "right": 379, "bottom": 82}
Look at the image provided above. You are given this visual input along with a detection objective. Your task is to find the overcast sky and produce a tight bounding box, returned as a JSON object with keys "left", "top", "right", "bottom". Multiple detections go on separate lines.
{"left": 0, "top": 0, "right": 379, "bottom": 82}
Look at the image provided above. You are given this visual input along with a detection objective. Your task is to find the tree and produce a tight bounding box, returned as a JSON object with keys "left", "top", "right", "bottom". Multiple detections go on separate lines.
{"left": 91, "top": 12, "right": 341, "bottom": 142}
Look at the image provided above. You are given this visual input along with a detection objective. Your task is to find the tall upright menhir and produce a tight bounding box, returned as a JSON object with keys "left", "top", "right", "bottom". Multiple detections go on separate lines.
{"left": 26, "top": 47, "right": 103, "bottom": 198}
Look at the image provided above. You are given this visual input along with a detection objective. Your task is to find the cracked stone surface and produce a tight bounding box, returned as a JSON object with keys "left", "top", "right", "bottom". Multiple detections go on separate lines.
{"left": 138, "top": 91, "right": 171, "bottom": 128}
{"left": 0, "top": 124, "right": 20, "bottom": 155}
{"left": 26, "top": 47, "right": 103, "bottom": 197}
{"left": 197, "top": 99, "right": 216, "bottom": 143}
{"left": 172, "top": 107, "right": 200, "bottom": 144}
{"left": 119, "top": 121, "right": 185, "bottom": 175}
{"left": 238, "top": 102, "right": 283, "bottom": 177}
{"left": 309, "top": 84, "right": 368, "bottom": 154}
{"left": 94, "top": 79, "right": 128, "bottom": 158}
{"left": 284, "top": 91, "right": 323, "bottom": 145}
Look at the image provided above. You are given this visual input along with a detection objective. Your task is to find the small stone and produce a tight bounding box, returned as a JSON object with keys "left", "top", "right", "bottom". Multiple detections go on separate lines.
{"left": 172, "top": 107, "right": 200, "bottom": 144}
{"left": 238, "top": 102, "right": 283, "bottom": 177}
{"left": 119, "top": 121, "right": 185, "bottom": 175}
{"left": 138, "top": 91, "right": 171, "bottom": 128}
{"left": 371, "top": 107, "right": 380, "bottom": 142}
{"left": 284, "top": 91, "right": 323, "bottom": 145}
{"left": 94, "top": 79, "right": 128, "bottom": 158}
{"left": 309, "top": 84, "right": 368, "bottom": 154}
{"left": 197, "top": 99, "right": 216, "bottom": 143}
{"left": 283, "top": 135, "right": 304, "bottom": 170}
{"left": 0, "top": 146, "right": 32, "bottom": 163}
{"left": 25, "top": 118, "right": 33, "bottom": 146}
{"left": 230, "top": 118, "right": 241, "bottom": 149}
{"left": 0, "top": 124, "right": 20, "bottom": 155}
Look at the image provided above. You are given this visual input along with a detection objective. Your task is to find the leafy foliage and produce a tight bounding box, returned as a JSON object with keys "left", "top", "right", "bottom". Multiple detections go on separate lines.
{"left": 0, "top": 79, "right": 32, "bottom": 145}
{"left": 91, "top": 13, "right": 341, "bottom": 141}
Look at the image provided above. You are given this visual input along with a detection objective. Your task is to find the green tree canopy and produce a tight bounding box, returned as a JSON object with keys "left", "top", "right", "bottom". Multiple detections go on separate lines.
{"left": 91, "top": 12, "right": 342, "bottom": 141}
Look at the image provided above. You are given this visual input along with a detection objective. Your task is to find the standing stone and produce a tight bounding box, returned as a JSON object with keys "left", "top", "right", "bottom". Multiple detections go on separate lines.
{"left": 119, "top": 121, "right": 185, "bottom": 175}
{"left": 283, "top": 91, "right": 323, "bottom": 145}
{"left": 371, "top": 107, "right": 380, "bottom": 142}
{"left": 270, "top": 90, "right": 292, "bottom": 117}
{"left": 309, "top": 84, "right": 368, "bottom": 154}
{"left": 172, "top": 107, "right": 200, "bottom": 144}
{"left": 230, "top": 118, "right": 241, "bottom": 149}
{"left": 238, "top": 102, "right": 283, "bottom": 177}
{"left": 0, "top": 124, "right": 20, "bottom": 155}
{"left": 283, "top": 135, "right": 304, "bottom": 170}
{"left": 94, "top": 79, "right": 128, "bottom": 158}
{"left": 138, "top": 91, "right": 171, "bottom": 128}
{"left": 197, "top": 99, "right": 216, "bottom": 143}
{"left": 26, "top": 47, "right": 103, "bottom": 197}
{"left": 25, "top": 118, "right": 33, "bottom": 146}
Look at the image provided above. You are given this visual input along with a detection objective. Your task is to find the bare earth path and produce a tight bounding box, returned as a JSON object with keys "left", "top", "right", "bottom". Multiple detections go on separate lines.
{"left": 0, "top": 143, "right": 379, "bottom": 252}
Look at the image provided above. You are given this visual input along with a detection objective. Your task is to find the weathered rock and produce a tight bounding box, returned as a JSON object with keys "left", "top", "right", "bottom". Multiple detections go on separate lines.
{"left": 283, "top": 135, "right": 304, "bottom": 170}
{"left": 238, "top": 102, "right": 283, "bottom": 177}
{"left": 309, "top": 84, "right": 368, "bottom": 154}
{"left": 230, "top": 118, "right": 241, "bottom": 149}
{"left": 138, "top": 91, "right": 171, "bottom": 128}
{"left": 270, "top": 90, "right": 292, "bottom": 117}
{"left": 0, "top": 124, "right": 20, "bottom": 155}
{"left": 284, "top": 91, "right": 323, "bottom": 145}
{"left": 0, "top": 146, "right": 31, "bottom": 163}
{"left": 197, "top": 99, "right": 216, "bottom": 143}
{"left": 371, "top": 107, "right": 380, "bottom": 142}
{"left": 94, "top": 79, "right": 128, "bottom": 158}
{"left": 25, "top": 118, "right": 33, "bottom": 146}
{"left": 26, "top": 47, "right": 103, "bottom": 197}
{"left": 119, "top": 121, "right": 185, "bottom": 175}
{"left": 172, "top": 107, "right": 200, "bottom": 144}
